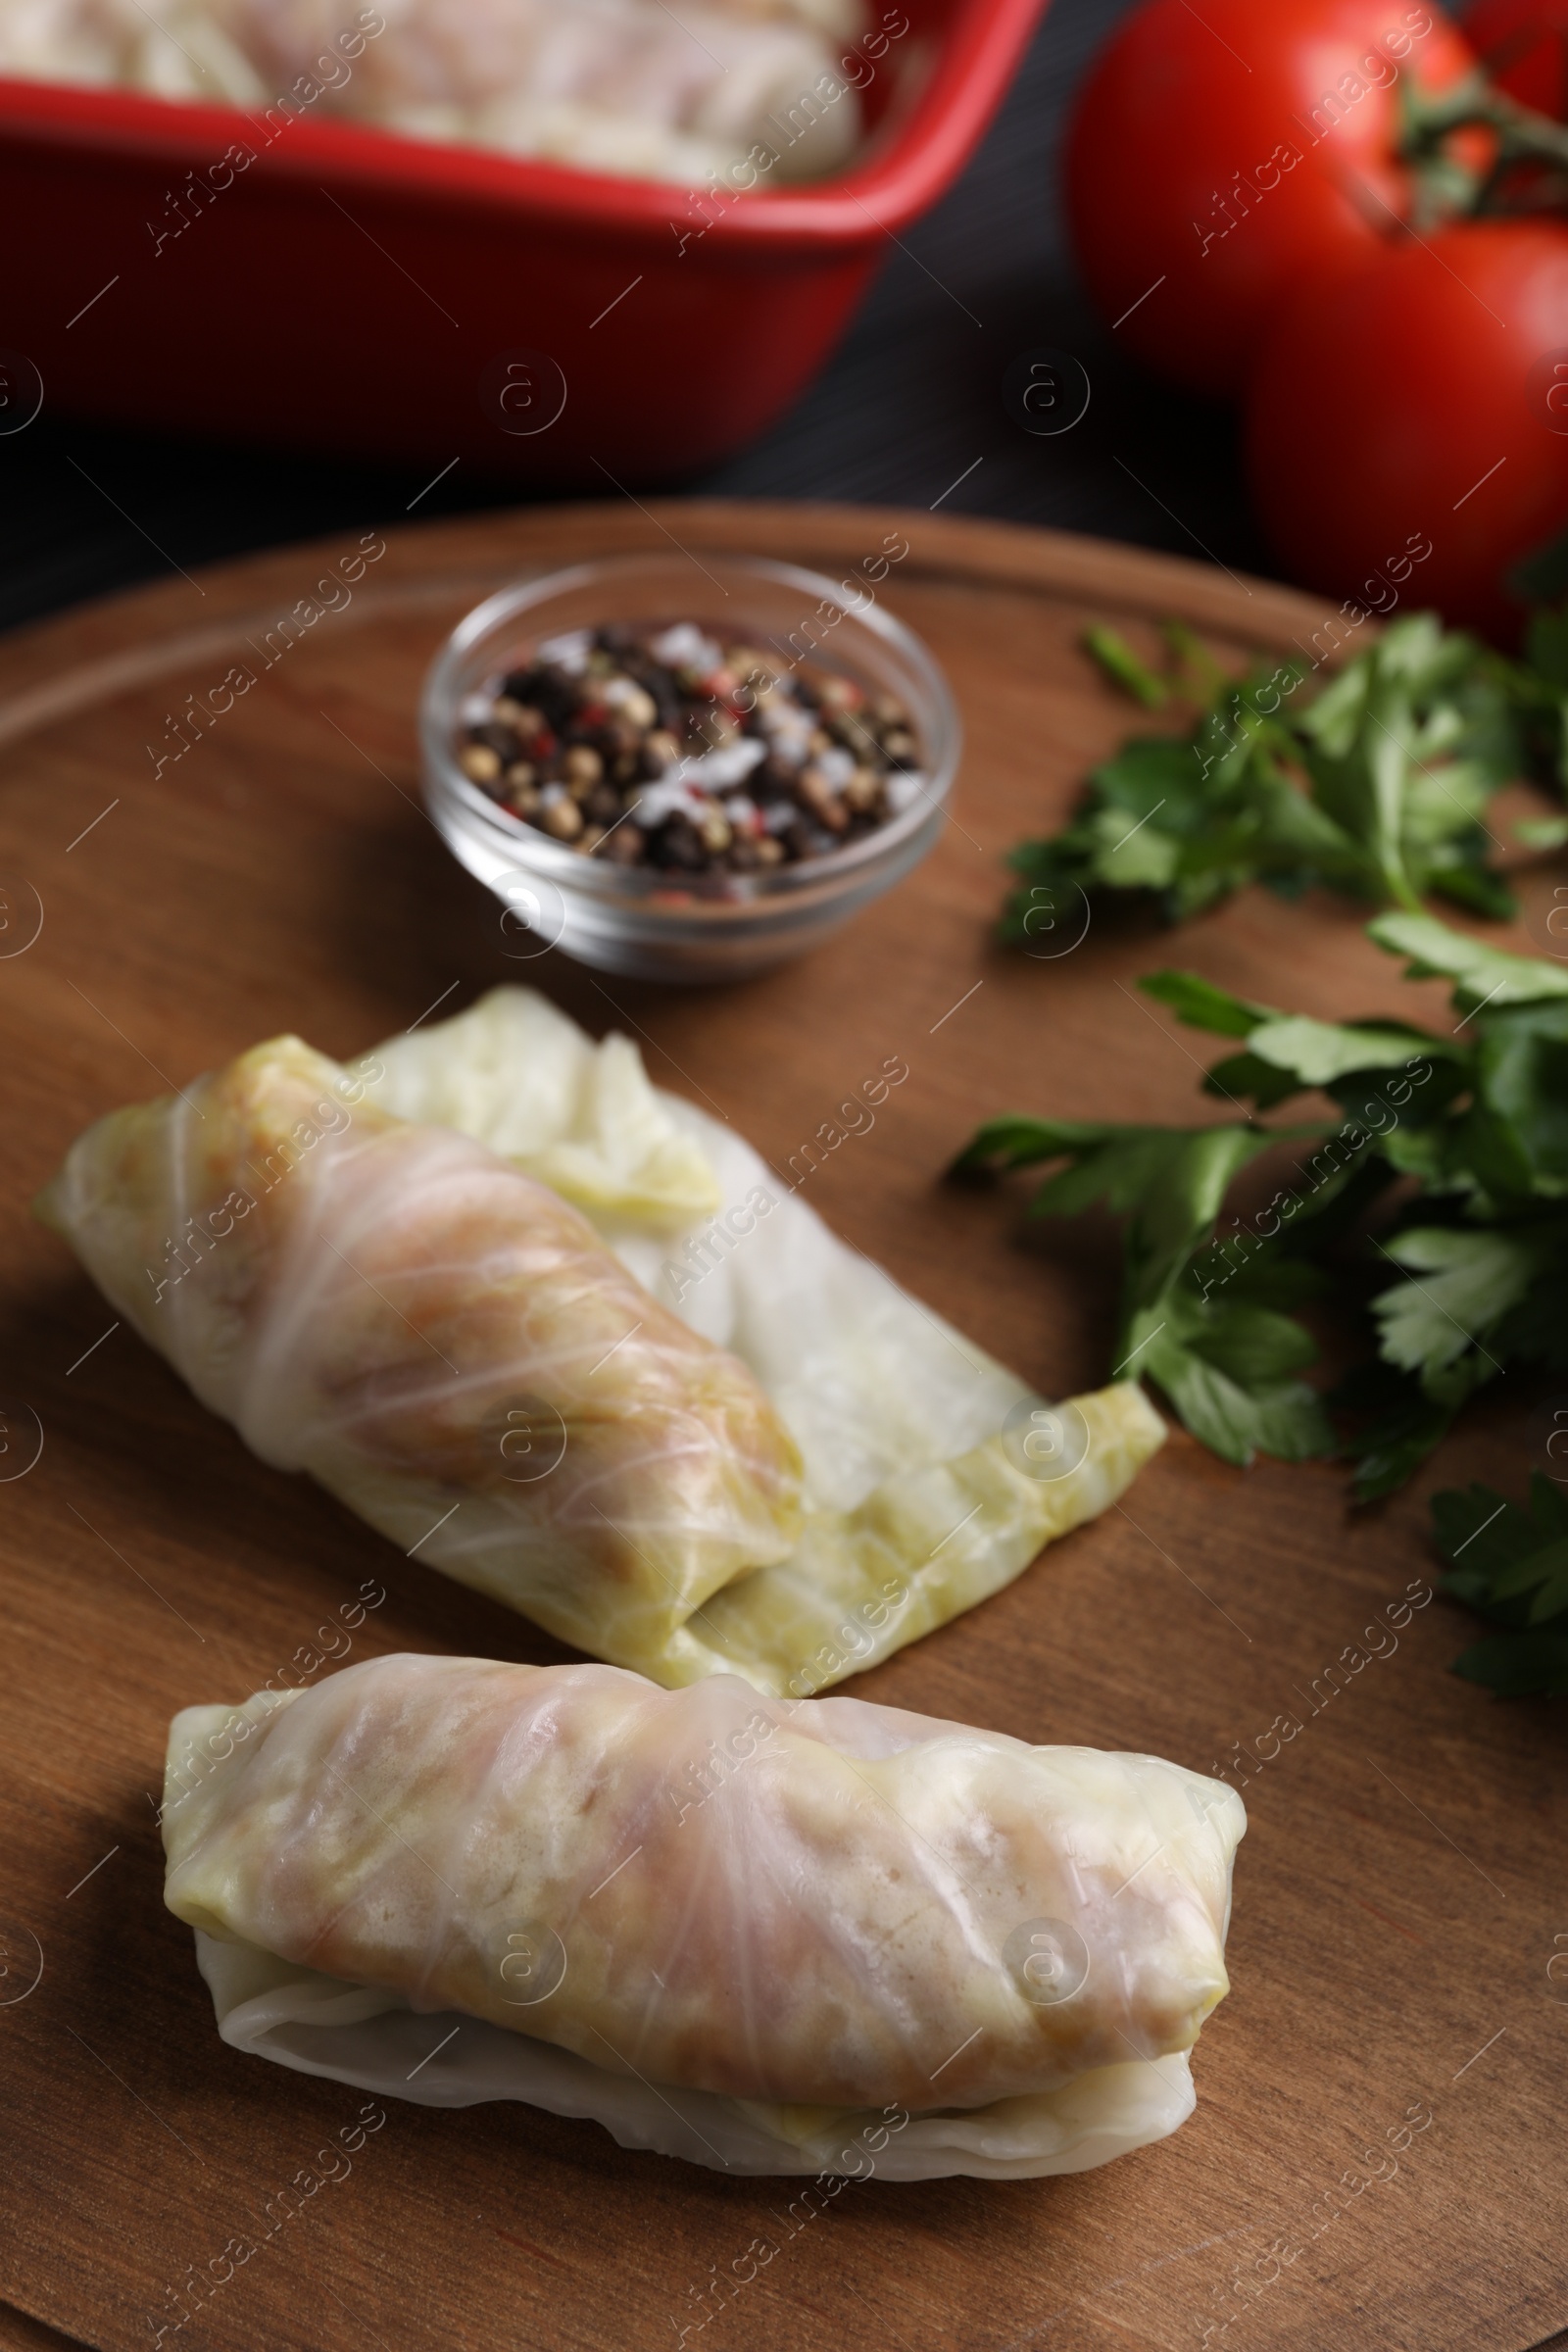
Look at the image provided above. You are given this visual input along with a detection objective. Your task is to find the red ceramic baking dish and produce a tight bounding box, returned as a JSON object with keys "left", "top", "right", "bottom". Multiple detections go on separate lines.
{"left": 0, "top": 0, "right": 1045, "bottom": 480}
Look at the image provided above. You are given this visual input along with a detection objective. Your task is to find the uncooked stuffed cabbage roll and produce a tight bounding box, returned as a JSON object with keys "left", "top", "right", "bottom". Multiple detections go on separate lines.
{"left": 38, "top": 993, "right": 1165, "bottom": 1692}
{"left": 163, "top": 1653, "right": 1245, "bottom": 2180}
{"left": 37, "top": 1037, "right": 802, "bottom": 1670}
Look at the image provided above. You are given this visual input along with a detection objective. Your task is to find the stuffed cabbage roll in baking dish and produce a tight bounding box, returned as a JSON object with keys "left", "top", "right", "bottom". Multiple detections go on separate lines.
{"left": 38, "top": 990, "right": 1165, "bottom": 1692}
{"left": 163, "top": 1653, "right": 1246, "bottom": 2180}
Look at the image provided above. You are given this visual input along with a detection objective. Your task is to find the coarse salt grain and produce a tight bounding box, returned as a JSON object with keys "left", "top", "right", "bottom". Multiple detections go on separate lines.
{"left": 461, "top": 691, "right": 495, "bottom": 727}
{"left": 814, "top": 746, "right": 857, "bottom": 789}
{"left": 684, "top": 737, "right": 767, "bottom": 791}
{"left": 536, "top": 629, "right": 593, "bottom": 672}
{"left": 650, "top": 622, "right": 723, "bottom": 674}
{"left": 630, "top": 775, "right": 710, "bottom": 828}
{"left": 886, "top": 770, "right": 927, "bottom": 813}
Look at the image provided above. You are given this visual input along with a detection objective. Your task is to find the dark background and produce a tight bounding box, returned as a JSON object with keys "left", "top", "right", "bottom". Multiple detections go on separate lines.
{"left": 1, "top": 0, "right": 1267, "bottom": 633}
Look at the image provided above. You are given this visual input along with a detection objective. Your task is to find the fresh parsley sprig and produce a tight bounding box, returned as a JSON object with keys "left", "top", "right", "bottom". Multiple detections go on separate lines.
{"left": 956, "top": 912, "right": 1568, "bottom": 1500}
{"left": 1002, "top": 612, "right": 1554, "bottom": 939}
{"left": 955, "top": 1110, "right": 1337, "bottom": 1468}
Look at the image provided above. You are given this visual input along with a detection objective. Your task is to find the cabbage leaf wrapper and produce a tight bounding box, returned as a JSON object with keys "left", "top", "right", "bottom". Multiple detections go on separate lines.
{"left": 39, "top": 993, "right": 1166, "bottom": 1691}
{"left": 164, "top": 1653, "right": 1246, "bottom": 2180}
{"left": 367, "top": 988, "right": 1168, "bottom": 1690}
{"left": 38, "top": 1036, "right": 802, "bottom": 1672}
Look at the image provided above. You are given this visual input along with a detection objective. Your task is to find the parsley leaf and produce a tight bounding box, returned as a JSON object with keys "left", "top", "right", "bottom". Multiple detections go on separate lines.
{"left": 956, "top": 1115, "right": 1333, "bottom": 1466}
{"left": 1371, "top": 1228, "right": 1539, "bottom": 1377}
{"left": 1138, "top": 971, "right": 1275, "bottom": 1037}
{"left": 1369, "top": 910, "right": 1568, "bottom": 1006}
{"left": 1432, "top": 1478, "right": 1568, "bottom": 1694}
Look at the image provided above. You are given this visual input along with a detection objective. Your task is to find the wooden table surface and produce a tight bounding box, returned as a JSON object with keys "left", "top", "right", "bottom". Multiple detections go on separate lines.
{"left": 0, "top": 501, "right": 1563, "bottom": 2352}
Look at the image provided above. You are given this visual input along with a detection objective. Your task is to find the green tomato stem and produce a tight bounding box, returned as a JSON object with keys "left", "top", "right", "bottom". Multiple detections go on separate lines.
{"left": 1403, "top": 68, "right": 1568, "bottom": 189}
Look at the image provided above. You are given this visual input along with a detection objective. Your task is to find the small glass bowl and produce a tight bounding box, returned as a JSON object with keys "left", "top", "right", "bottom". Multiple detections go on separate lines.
{"left": 420, "top": 550, "right": 960, "bottom": 983}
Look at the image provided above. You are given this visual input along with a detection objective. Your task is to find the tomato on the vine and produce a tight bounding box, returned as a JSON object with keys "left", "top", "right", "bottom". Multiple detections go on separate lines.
{"left": 1065, "top": 0, "right": 1486, "bottom": 397}
{"left": 1245, "top": 219, "right": 1568, "bottom": 642}
{"left": 1464, "top": 0, "right": 1568, "bottom": 116}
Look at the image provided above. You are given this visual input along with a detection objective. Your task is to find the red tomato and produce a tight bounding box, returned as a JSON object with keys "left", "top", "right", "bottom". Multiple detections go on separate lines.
{"left": 1245, "top": 220, "right": 1568, "bottom": 642}
{"left": 1065, "top": 0, "right": 1485, "bottom": 397}
{"left": 1464, "top": 0, "right": 1568, "bottom": 114}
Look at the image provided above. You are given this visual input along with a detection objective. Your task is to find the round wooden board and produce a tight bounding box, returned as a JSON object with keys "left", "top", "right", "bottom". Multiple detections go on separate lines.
{"left": 0, "top": 503, "right": 1563, "bottom": 2352}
